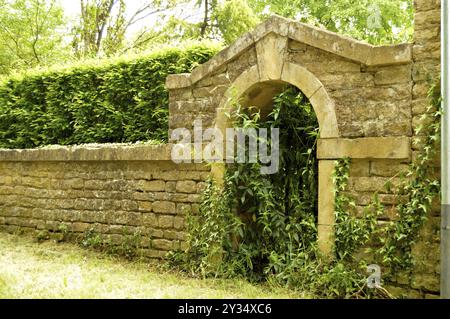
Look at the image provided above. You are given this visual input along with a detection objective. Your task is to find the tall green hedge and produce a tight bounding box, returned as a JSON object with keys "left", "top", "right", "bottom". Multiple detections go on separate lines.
{"left": 0, "top": 43, "right": 220, "bottom": 149}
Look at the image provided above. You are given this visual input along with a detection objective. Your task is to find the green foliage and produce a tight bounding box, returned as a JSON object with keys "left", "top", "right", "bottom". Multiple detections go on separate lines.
{"left": 112, "top": 229, "right": 144, "bottom": 260}
{"left": 55, "top": 223, "right": 69, "bottom": 242}
{"left": 169, "top": 88, "right": 318, "bottom": 279}
{"left": 223, "top": 87, "right": 320, "bottom": 281}
{"left": 0, "top": 43, "right": 219, "bottom": 149}
{"left": 167, "top": 179, "right": 243, "bottom": 277}
{"left": 247, "top": 0, "right": 414, "bottom": 45}
{"left": 214, "top": 0, "right": 260, "bottom": 44}
{"left": 169, "top": 86, "right": 377, "bottom": 298}
{"left": 72, "top": 0, "right": 127, "bottom": 57}
{"left": 333, "top": 158, "right": 380, "bottom": 261}
{"left": 169, "top": 83, "right": 441, "bottom": 298}
{"left": 265, "top": 245, "right": 369, "bottom": 298}
{"left": 137, "top": 0, "right": 259, "bottom": 47}
{"left": 81, "top": 227, "right": 143, "bottom": 260}
{"left": 376, "top": 84, "right": 441, "bottom": 272}
{"left": 0, "top": 0, "right": 414, "bottom": 75}
{"left": 81, "top": 228, "right": 104, "bottom": 249}
{"left": 332, "top": 83, "right": 441, "bottom": 281}
{"left": 0, "top": 0, "right": 68, "bottom": 75}
{"left": 134, "top": 0, "right": 413, "bottom": 49}
{"left": 35, "top": 230, "right": 50, "bottom": 243}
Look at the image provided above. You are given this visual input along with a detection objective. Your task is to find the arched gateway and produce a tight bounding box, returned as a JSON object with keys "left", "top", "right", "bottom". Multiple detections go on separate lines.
{"left": 166, "top": 15, "right": 413, "bottom": 255}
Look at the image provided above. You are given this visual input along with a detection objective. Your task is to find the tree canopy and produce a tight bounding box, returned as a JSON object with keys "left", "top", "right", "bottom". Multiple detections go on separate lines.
{"left": 247, "top": 0, "right": 414, "bottom": 44}
{"left": 0, "top": 0, "right": 414, "bottom": 75}
{"left": 0, "top": 0, "right": 66, "bottom": 74}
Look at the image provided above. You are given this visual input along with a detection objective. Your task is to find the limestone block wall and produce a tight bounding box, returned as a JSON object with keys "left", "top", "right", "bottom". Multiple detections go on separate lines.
{"left": 287, "top": 42, "right": 412, "bottom": 138}
{"left": 166, "top": 14, "right": 415, "bottom": 268}
{"left": 165, "top": 8, "right": 442, "bottom": 297}
{"left": 0, "top": 145, "right": 209, "bottom": 260}
{"left": 395, "top": 0, "right": 442, "bottom": 298}
{"left": 167, "top": 18, "right": 413, "bottom": 139}
{"left": 168, "top": 46, "right": 258, "bottom": 134}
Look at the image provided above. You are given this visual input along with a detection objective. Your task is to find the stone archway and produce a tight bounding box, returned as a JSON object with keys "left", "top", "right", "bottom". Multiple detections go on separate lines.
{"left": 166, "top": 14, "right": 413, "bottom": 257}
{"left": 213, "top": 63, "right": 338, "bottom": 255}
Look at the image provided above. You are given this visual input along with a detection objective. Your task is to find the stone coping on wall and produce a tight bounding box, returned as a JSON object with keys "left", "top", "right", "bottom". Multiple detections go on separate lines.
{"left": 0, "top": 137, "right": 411, "bottom": 162}
{"left": 166, "top": 15, "right": 412, "bottom": 89}
{"left": 317, "top": 137, "right": 411, "bottom": 160}
{"left": 0, "top": 143, "right": 173, "bottom": 162}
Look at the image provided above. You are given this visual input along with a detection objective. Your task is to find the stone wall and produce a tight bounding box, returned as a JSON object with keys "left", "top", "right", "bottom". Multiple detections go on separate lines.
{"left": 0, "top": 0, "right": 443, "bottom": 298}
{"left": 167, "top": 18, "right": 412, "bottom": 139}
{"left": 0, "top": 145, "right": 209, "bottom": 261}
{"left": 165, "top": 5, "right": 442, "bottom": 297}
{"left": 289, "top": 43, "right": 413, "bottom": 138}
{"left": 396, "top": 0, "right": 442, "bottom": 298}
{"left": 166, "top": 14, "right": 416, "bottom": 267}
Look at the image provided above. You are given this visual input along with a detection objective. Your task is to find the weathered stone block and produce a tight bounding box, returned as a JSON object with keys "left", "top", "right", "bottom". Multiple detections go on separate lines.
{"left": 152, "top": 201, "right": 176, "bottom": 214}
{"left": 71, "top": 222, "right": 90, "bottom": 233}
{"left": 149, "top": 228, "right": 164, "bottom": 238}
{"left": 370, "top": 160, "right": 409, "bottom": 177}
{"left": 165, "top": 181, "right": 177, "bottom": 193}
{"left": 0, "top": 176, "right": 12, "bottom": 185}
{"left": 152, "top": 239, "right": 173, "bottom": 251}
{"left": 317, "top": 137, "right": 411, "bottom": 160}
{"left": 349, "top": 177, "right": 401, "bottom": 193}
{"left": 158, "top": 215, "right": 174, "bottom": 229}
{"left": 125, "top": 212, "right": 142, "bottom": 226}
{"left": 65, "top": 178, "right": 84, "bottom": 190}
{"left": 196, "top": 182, "right": 207, "bottom": 193}
{"left": 413, "top": 81, "right": 432, "bottom": 99}
{"left": 142, "top": 214, "right": 157, "bottom": 227}
{"left": 138, "top": 201, "right": 152, "bottom": 212}
{"left": 176, "top": 181, "right": 197, "bottom": 193}
{"left": 281, "top": 62, "right": 322, "bottom": 98}
{"left": 176, "top": 203, "right": 191, "bottom": 215}
{"left": 375, "top": 66, "right": 412, "bottom": 85}
{"left": 174, "top": 217, "right": 185, "bottom": 230}
{"left": 349, "top": 160, "right": 370, "bottom": 177}
{"left": 186, "top": 194, "right": 202, "bottom": 203}
{"left": 413, "top": 61, "right": 441, "bottom": 82}
{"left": 84, "top": 180, "right": 103, "bottom": 190}
{"left": 256, "top": 33, "right": 287, "bottom": 81}
{"left": 415, "top": 9, "right": 441, "bottom": 28}
{"left": 414, "top": 0, "right": 441, "bottom": 12}
{"left": 412, "top": 274, "right": 440, "bottom": 292}
{"left": 140, "top": 180, "right": 166, "bottom": 192}
{"left": 412, "top": 98, "right": 433, "bottom": 116}
{"left": 165, "top": 74, "right": 191, "bottom": 89}
{"left": 163, "top": 230, "right": 181, "bottom": 240}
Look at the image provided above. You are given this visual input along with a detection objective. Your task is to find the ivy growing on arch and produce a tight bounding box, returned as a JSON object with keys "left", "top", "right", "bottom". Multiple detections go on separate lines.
{"left": 167, "top": 83, "right": 441, "bottom": 299}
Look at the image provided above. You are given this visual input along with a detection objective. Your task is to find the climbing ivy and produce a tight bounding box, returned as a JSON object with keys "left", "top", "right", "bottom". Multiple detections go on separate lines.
{"left": 333, "top": 82, "right": 442, "bottom": 280}
{"left": 169, "top": 86, "right": 375, "bottom": 298}
{"left": 168, "top": 82, "right": 441, "bottom": 298}
{"left": 333, "top": 158, "right": 381, "bottom": 261}
{"left": 376, "top": 84, "right": 441, "bottom": 272}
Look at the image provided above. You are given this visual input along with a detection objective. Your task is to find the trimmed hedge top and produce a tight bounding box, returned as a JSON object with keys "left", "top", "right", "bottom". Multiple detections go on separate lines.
{"left": 0, "top": 43, "right": 221, "bottom": 149}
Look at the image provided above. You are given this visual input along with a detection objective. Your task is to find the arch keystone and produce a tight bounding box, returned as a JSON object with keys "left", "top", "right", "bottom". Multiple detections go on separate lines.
{"left": 256, "top": 33, "right": 288, "bottom": 81}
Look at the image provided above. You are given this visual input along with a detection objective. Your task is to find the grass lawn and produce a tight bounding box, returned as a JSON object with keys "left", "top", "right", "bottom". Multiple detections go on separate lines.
{"left": 0, "top": 232, "right": 307, "bottom": 299}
